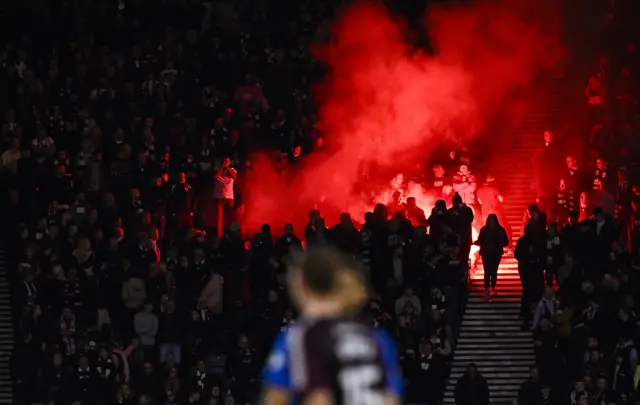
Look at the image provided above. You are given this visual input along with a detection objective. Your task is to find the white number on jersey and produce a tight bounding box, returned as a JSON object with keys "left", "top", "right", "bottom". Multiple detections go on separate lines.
{"left": 338, "top": 365, "right": 384, "bottom": 405}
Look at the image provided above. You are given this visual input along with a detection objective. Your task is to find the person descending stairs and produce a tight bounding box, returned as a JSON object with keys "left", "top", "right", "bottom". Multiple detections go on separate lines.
{"left": 443, "top": 257, "right": 535, "bottom": 405}
{"left": 443, "top": 75, "right": 571, "bottom": 405}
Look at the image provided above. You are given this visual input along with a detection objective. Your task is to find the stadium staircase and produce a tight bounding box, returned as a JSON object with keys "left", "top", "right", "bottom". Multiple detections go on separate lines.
{"left": 0, "top": 249, "right": 13, "bottom": 404}
{"left": 443, "top": 75, "right": 571, "bottom": 404}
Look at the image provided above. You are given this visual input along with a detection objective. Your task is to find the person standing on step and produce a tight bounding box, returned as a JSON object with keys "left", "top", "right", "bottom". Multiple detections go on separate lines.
{"left": 563, "top": 156, "right": 587, "bottom": 200}
{"left": 544, "top": 223, "right": 563, "bottom": 286}
{"left": 517, "top": 366, "right": 544, "bottom": 405}
{"left": 454, "top": 363, "right": 490, "bottom": 405}
{"left": 213, "top": 157, "right": 237, "bottom": 239}
{"left": 452, "top": 164, "right": 477, "bottom": 215}
{"left": 533, "top": 130, "right": 562, "bottom": 214}
{"left": 474, "top": 213, "right": 509, "bottom": 299}
{"left": 554, "top": 179, "right": 576, "bottom": 226}
{"left": 449, "top": 193, "right": 474, "bottom": 282}
{"left": 515, "top": 224, "right": 545, "bottom": 329}
{"left": 476, "top": 174, "right": 512, "bottom": 244}
{"left": 531, "top": 286, "right": 558, "bottom": 331}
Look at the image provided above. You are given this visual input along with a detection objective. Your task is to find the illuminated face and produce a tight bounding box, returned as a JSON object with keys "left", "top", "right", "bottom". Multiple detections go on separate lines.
{"left": 566, "top": 157, "right": 577, "bottom": 169}
{"left": 559, "top": 179, "right": 566, "bottom": 191}
{"left": 596, "top": 159, "right": 605, "bottom": 170}
{"left": 543, "top": 131, "right": 553, "bottom": 143}
{"left": 393, "top": 191, "right": 402, "bottom": 204}
{"left": 594, "top": 179, "right": 603, "bottom": 191}
{"left": 580, "top": 192, "right": 588, "bottom": 204}
{"left": 433, "top": 166, "right": 445, "bottom": 178}
{"left": 459, "top": 165, "right": 469, "bottom": 175}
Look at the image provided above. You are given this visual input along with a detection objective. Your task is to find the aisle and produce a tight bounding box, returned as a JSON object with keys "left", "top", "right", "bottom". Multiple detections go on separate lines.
{"left": 442, "top": 260, "right": 534, "bottom": 404}
{"left": 443, "top": 74, "right": 571, "bottom": 404}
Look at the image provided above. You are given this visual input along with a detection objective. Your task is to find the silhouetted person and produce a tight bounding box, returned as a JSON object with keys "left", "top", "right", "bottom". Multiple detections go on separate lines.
{"left": 474, "top": 214, "right": 509, "bottom": 298}
{"left": 165, "top": 172, "right": 195, "bottom": 236}
{"left": 329, "top": 213, "right": 359, "bottom": 255}
{"left": 449, "top": 193, "right": 474, "bottom": 280}
{"left": 427, "top": 199, "right": 449, "bottom": 241}
{"left": 543, "top": 223, "right": 563, "bottom": 286}
{"left": 554, "top": 178, "right": 576, "bottom": 225}
{"left": 518, "top": 366, "right": 544, "bottom": 405}
{"left": 592, "top": 157, "right": 613, "bottom": 192}
{"left": 614, "top": 168, "right": 633, "bottom": 250}
{"left": 533, "top": 130, "right": 561, "bottom": 212}
{"left": 405, "top": 197, "right": 426, "bottom": 226}
{"left": 454, "top": 363, "right": 490, "bottom": 405}
{"left": 304, "top": 209, "right": 321, "bottom": 244}
{"left": 515, "top": 225, "right": 545, "bottom": 328}
{"left": 563, "top": 156, "right": 586, "bottom": 197}
{"left": 307, "top": 217, "right": 329, "bottom": 248}
{"left": 389, "top": 190, "right": 404, "bottom": 216}
{"left": 274, "top": 224, "right": 303, "bottom": 263}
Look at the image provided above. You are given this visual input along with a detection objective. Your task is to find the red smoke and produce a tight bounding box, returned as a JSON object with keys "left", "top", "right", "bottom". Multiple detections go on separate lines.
{"left": 241, "top": 0, "right": 562, "bottom": 234}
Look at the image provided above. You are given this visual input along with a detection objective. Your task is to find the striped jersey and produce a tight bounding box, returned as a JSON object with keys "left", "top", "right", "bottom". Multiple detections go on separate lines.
{"left": 262, "top": 317, "right": 403, "bottom": 405}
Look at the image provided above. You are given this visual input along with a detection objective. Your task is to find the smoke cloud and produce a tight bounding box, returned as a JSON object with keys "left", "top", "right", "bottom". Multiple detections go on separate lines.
{"left": 241, "top": 0, "right": 562, "bottom": 233}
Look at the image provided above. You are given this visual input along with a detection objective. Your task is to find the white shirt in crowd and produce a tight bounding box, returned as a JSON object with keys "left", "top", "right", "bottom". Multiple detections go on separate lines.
{"left": 31, "top": 136, "right": 56, "bottom": 163}
{"left": 214, "top": 168, "right": 236, "bottom": 200}
{"left": 31, "top": 136, "right": 55, "bottom": 150}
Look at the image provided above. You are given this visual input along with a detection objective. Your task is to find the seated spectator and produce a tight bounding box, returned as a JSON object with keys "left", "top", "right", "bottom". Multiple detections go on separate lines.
{"left": 395, "top": 287, "right": 422, "bottom": 317}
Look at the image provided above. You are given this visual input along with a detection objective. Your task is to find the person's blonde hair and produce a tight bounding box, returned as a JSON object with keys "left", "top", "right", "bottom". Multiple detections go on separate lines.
{"left": 288, "top": 247, "right": 368, "bottom": 312}
{"left": 335, "top": 268, "right": 368, "bottom": 313}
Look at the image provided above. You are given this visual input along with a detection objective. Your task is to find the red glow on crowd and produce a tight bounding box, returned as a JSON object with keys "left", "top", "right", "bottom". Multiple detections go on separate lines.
{"left": 240, "top": 0, "right": 562, "bottom": 234}
{"left": 362, "top": 173, "right": 480, "bottom": 265}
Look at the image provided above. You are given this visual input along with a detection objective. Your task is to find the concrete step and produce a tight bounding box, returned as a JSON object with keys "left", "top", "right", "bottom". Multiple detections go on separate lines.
{"left": 0, "top": 248, "right": 12, "bottom": 403}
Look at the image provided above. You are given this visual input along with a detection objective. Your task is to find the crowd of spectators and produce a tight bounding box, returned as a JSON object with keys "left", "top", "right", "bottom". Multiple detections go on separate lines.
{"left": 518, "top": 1, "right": 640, "bottom": 405}
{"left": 5, "top": 0, "right": 639, "bottom": 405}
{"left": 0, "top": 1, "right": 483, "bottom": 405}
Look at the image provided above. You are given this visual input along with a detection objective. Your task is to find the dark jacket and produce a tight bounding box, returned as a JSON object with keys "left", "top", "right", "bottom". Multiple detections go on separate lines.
{"left": 454, "top": 373, "right": 490, "bottom": 405}
{"left": 518, "top": 379, "right": 543, "bottom": 405}
{"left": 475, "top": 225, "right": 509, "bottom": 257}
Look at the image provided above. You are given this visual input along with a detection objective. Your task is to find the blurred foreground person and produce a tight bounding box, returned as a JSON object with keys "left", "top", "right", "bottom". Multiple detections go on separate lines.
{"left": 261, "top": 247, "right": 403, "bottom": 405}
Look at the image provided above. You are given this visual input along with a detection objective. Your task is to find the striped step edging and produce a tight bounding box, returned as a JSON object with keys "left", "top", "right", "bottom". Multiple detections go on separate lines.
{"left": 0, "top": 250, "right": 13, "bottom": 404}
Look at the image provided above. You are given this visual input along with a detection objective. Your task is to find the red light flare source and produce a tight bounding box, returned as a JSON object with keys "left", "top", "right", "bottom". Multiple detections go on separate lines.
{"left": 240, "top": 0, "right": 562, "bottom": 234}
